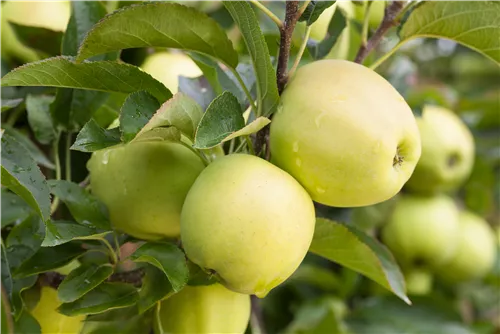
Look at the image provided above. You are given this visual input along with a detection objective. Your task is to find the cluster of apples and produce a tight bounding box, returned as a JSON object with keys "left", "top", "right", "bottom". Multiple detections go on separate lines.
{"left": 381, "top": 105, "right": 497, "bottom": 295}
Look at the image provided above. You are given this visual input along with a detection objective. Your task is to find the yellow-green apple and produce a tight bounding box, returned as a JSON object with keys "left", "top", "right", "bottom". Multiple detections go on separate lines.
{"left": 181, "top": 154, "right": 315, "bottom": 297}
{"left": 437, "top": 211, "right": 496, "bottom": 282}
{"left": 155, "top": 284, "right": 250, "bottom": 333}
{"left": 353, "top": 1, "right": 385, "bottom": 29}
{"left": 405, "top": 105, "right": 475, "bottom": 194}
{"left": 140, "top": 51, "right": 202, "bottom": 94}
{"left": 404, "top": 268, "right": 433, "bottom": 296}
{"left": 87, "top": 141, "right": 205, "bottom": 240}
{"left": 270, "top": 60, "right": 421, "bottom": 207}
{"left": 31, "top": 287, "right": 84, "bottom": 334}
{"left": 381, "top": 194, "right": 459, "bottom": 268}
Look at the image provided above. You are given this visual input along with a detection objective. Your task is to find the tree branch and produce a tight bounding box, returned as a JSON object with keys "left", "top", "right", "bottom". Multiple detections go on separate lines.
{"left": 354, "top": 1, "right": 405, "bottom": 64}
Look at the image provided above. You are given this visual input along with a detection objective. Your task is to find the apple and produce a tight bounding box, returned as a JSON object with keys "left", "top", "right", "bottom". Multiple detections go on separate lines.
{"left": 437, "top": 211, "right": 496, "bottom": 282}
{"left": 270, "top": 60, "right": 421, "bottom": 207}
{"left": 140, "top": 51, "right": 203, "bottom": 94}
{"left": 404, "top": 268, "right": 433, "bottom": 296}
{"left": 88, "top": 141, "right": 205, "bottom": 240}
{"left": 181, "top": 154, "right": 315, "bottom": 297}
{"left": 405, "top": 105, "right": 475, "bottom": 194}
{"left": 381, "top": 194, "right": 459, "bottom": 268}
{"left": 31, "top": 287, "right": 84, "bottom": 334}
{"left": 353, "top": 1, "right": 385, "bottom": 29}
{"left": 155, "top": 284, "right": 250, "bottom": 333}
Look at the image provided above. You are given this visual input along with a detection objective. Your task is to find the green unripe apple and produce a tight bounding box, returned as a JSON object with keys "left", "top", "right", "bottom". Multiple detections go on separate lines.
{"left": 437, "top": 211, "right": 496, "bottom": 282}
{"left": 404, "top": 268, "right": 433, "bottom": 296}
{"left": 155, "top": 284, "right": 251, "bottom": 334}
{"left": 270, "top": 60, "right": 421, "bottom": 207}
{"left": 381, "top": 194, "right": 459, "bottom": 268}
{"left": 31, "top": 287, "right": 84, "bottom": 334}
{"left": 140, "top": 51, "right": 202, "bottom": 94}
{"left": 353, "top": 1, "right": 385, "bottom": 29}
{"left": 405, "top": 105, "right": 475, "bottom": 194}
{"left": 88, "top": 141, "right": 205, "bottom": 240}
{"left": 181, "top": 154, "right": 315, "bottom": 297}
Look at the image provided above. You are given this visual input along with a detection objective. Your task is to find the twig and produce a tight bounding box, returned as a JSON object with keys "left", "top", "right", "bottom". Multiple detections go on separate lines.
{"left": 1, "top": 285, "right": 14, "bottom": 334}
{"left": 250, "top": 295, "right": 266, "bottom": 334}
{"left": 50, "top": 134, "right": 61, "bottom": 215}
{"left": 360, "top": 1, "right": 373, "bottom": 46}
{"left": 297, "top": 0, "right": 311, "bottom": 19}
{"left": 249, "top": 0, "right": 283, "bottom": 28}
{"left": 354, "top": 1, "right": 405, "bottom": 64}
{"left": 276, "top": 1, "right": 300, "bottom": 94}
{"left": 65, "top": 133, "right": 72, "bottom": 181}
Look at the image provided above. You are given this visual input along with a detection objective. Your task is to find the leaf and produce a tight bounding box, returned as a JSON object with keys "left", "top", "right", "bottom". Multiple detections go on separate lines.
{"left": 193, "top": 91, "right": 244, "bottom": 149}
{"left": 399, "top": 1, "right": 500, "bottom": 64}
{"left": 1, "top": 243, "right": 13, "bottom": 296}
{"left": 58, "top": 283, "right": 139, "bottom": 316}
{"left": 48, "top": 180, "right": 111, "bottom": 230}
{"left": 1, "top": 190, "right": 33, "bottom": 228}
{"left": 71, "top": 119, "right": 121, "bottom": 152}
{"left": 2, "top": 126, "right": 55, "bottom": 169}
{"left": 42, "top": 220, "right": 111, "bottom": 247}
{"left": 187, "top": 260, "right": 218, "bottom": 286}
{"left": 132, "top": 127, "right": 181, "bottom": 144}
{"left": 76, "top": 2, "right": 238, "bottom": 68}
{"left": 138, "top": 265, "right": 173, "bottom": 313}
{"left": 119, "top": 91, "right": 160, "bottom": 142}
{"left": 1, "top": 98, "right": 24, "bottom": 112}
{"left": 14, "top": 311, "right": 41, "bottom": 334}
{"left": 1, "top": 56, "right": 172, "bottom": 103}
{"left": 309, "top": 218, "right": 410, "bottom": 304}
{"left": 130, "top": 242, "right": 188, "bottom": 293}
{"left": 5, "top": 215, "right": 44, "bottom": 251}
{"left": 0, "top": 134, "right": 51, "bottom": 222}
{"left": 308, "top": 6, "right": 347, "bottom": 59}
{"left": 224, "top": 1, "right": 279, "bottom": 116}
{"left": 9, "top": 22, "right": 63, "bottom": 57}
{"left": 25, "top": 95, "right": 57, "bottom": 145}
{"left": 14, "top": 243, "right": 86, "bottom": 278}
{"left": 299, "top": 1, "right": 336, "bottom": 25}
{"left": 222, "top": 117, "right": 271, "bottom": 142}
{"left": 135, "top": 93, "right": 203, "bottom": 142}
{"left": 58, "top": 264, "right": 114, "bottom": 303}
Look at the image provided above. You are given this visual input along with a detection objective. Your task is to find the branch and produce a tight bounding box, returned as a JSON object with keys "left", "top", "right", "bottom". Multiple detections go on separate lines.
{"left": 276, "top": 0, "right": 300, "bottom": 94}
{"left": 354, "top": 1, "right": 405, "bottom": 64}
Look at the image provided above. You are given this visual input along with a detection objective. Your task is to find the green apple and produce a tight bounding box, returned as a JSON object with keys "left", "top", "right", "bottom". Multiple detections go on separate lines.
{"left": 404, "top": 268, "right": 433, "bottom": 296}
{"left": 353, "top": 1, "right": 385, "bottom": 29}
{"left": 270, "top": 60, "right": 421, "bottom": 207}
{"left": 88, "top": 141, "right": 205, "bottom": 240}
{"left": 31, "top": 287, "right": 84, "bottom": 334}
{"left": 437, "top": 211, "right": 496, "bottom": 282}
{"left": 140, "top": 51, "right": 203, "bottom": 94}
{"left": 381, "top": 194, "right": 459, "bottom": 268}
{"left": 155, "top": 284, "right": 250, "bottom": 333}
{"left": 181, "top": 154, "right": 315, "bottom": 297}
{"left": 405, "top": 105, "right": 475, "bottom": 194}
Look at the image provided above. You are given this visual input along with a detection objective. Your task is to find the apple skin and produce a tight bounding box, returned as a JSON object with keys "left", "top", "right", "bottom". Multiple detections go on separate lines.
{"left": 155, "top": 284, "right": 250, "bottom": 334}
{"left": 437, "top": 211, "right": 496, "bottom": 283}
{"left": 181, "top": 154, "right": 315, "bottom": 297}
{"left": 31, "top": 287, "right": 84, "bottom": 334}
{"left": 140, "top": 52, "right": 202, "bottom": 94}
{"left": 405, "top": 105, "right": 475, "bottom": 194}
{"left": 353, "top": 1, "right": 385, "bottom": 29}
{"left": 88, "top": 141, "right": 205, "bottom": 240}
{"left": 381, "top": 194, "right": 459, "bottom": 268}
{"left": 270, "top": 60, "right": 421, "bottom": 207}
{"left": 404, "top": 268, "right": 433, "bottom": 296}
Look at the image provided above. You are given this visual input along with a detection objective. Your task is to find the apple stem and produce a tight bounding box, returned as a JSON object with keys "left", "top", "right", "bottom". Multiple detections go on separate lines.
{"left": 354, "top": 1, "right": 405, "bottom": 65}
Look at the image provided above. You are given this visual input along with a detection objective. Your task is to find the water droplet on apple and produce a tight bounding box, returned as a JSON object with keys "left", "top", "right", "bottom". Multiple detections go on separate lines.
{"left": 295, "top": 158, "right": 302, "bottom": 167}
{"left": 292, "top": 141, "right": 299, "bottom": 153}
{"left": 316, "top": 187, "right": 326, "bottom": 194}
{"left": 102, "top": 150, "right": 110, "bottom": 165}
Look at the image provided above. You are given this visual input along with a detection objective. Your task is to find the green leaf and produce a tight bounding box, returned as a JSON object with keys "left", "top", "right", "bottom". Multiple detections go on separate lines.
{"left": 308, "top": 6, "right": 347, "bottom": 59}
{"left": 76, "top": 2, "right": 238, "bottom": 68}
{"left": 58, "top": 264, "right": 114, "bottom": 303}
{"left": 58, "top": 283, "right": 139, "bottom": 316}
{"left": 187, "top": 260, "right": 218, "bottom": 286}
{"left": 119, "top": 91, "right": 161, "bottom": 142}
{"left": 299, "top": 1, "right": 336, "bottom": 25}
{"left": 1, "top": 56, "right": 172, "bottom": 103}
{"left": 132, "top": 127, "right": 181, "bottom": 144}
{"left": 82, "top": 307, "right": 152, "bottom": 334}
{"left": 1, "top": 190, "right": 33, "bottom": 228}
{"left": 71, "top": 119, "right": 121, "bottom": 152}
{"left": 224, "top": 1, "right": 279, "bottom": 116}
{"left": 1, "top": 134, "right": 51, "bottom": 222}
{"left": 14, "top": 311, "right": 41, "bottom": 334}
{"left": 14, "top": 243, "right": 86, "bottom": 278}
{"left": 2, "top": 126, "right": 54, "bottom": 169}
{"left": 134, "top": 93, "right": 203, "bottom": 142}
{"left": 222, "top": 117, "right": 271, "bottom": 143}
{"left": 138, "top": 265, "right": 173, "bottom": 313}
{"left": 1, "top": 243, "right": 13, "bottom": 295}
{"left": 5, "top": 215, "right": 44, "bottom": 251}
{"left": 309, "top": 218, "right": 410, "bottom": 304}
{"left": 9, "top": 22, "right": 63, "bottom": 57}
{"left": 25, "top": 95, "right": 57, "bottom": 145}
{"left": 193, "top": 91, "right": 244, "bottom": 149}
{"left": 42, "top": 220, "right": 111, "bottom": 247}
{"left": 48, "top": 180, "right": 111, "bottom": 230}
{"left": 399, "top": 1, "right": 500, "bottom": 64}
{"left": 1, "top": 98, "right": 24, "bottom": 112}
{"left": 130, "top": 242, "right": 188, "bottom": 293}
